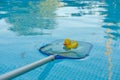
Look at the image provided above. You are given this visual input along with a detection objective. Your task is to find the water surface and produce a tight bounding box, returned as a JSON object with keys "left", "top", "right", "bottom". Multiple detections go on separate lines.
{"left": 0, "top": 0, "right": 120, "bottom": 80}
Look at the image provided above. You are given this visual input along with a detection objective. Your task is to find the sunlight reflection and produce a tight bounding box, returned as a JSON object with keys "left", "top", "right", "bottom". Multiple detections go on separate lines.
{"left": 104, "top": 29, "right": 113, "bottom": 80}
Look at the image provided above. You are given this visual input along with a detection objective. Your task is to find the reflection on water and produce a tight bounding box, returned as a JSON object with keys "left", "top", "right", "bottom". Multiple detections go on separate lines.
{"left": 63, "top": 0, "right": 106, "bottom": 17}
{"left": 0, "top": 0, "right": 107, "bottom": 36}
{"left": 55, "top": 0, "right": 106, "bottom": 18}
{"left": 102, "top": 0, "right": 120, "bottom": 46}
{"left": 104, "top": 29, "right": 113, "bottom": 80}
{"left": 102, "top": 0, "right": 120, "bottom": 80}
{"left": 0, "top": 0, "right": 64, "bottom": 36}
{"left": 0, "top": 0, "right": 119, "bottom": 36}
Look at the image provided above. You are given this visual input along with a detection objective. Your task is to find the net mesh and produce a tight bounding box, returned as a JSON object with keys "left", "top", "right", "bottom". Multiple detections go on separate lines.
{"left": 40, "top": 40, "right": 92, "bottom": 59}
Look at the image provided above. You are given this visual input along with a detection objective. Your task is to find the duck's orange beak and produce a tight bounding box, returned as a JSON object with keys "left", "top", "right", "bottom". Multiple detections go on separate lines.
{"left": 64, "top": 43, "right": 66, "bottom": 46}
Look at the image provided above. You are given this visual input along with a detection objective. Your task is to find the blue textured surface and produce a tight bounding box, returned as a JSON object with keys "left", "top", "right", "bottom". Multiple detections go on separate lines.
{"left": 0, "top": 0, "right": 120, "bottom": 80}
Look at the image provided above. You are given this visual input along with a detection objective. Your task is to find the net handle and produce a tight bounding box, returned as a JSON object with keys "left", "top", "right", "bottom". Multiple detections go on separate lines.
{"left": 0, "top": 55, "right": 55, "bottom": 80}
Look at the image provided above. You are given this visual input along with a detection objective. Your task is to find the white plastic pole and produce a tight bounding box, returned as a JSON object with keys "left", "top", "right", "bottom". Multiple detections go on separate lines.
{"left": 0, "top": 55, "right": 55, "bottom": 80}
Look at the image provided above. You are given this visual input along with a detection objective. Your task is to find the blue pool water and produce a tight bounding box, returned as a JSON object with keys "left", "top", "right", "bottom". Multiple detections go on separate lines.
{"left": 0, "top": 0, "right": 120, "bottom": 80}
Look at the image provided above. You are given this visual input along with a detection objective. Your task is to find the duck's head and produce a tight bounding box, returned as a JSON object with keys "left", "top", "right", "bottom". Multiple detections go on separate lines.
{"left": 64, "top": 38, "right": 71, "bottom": 46}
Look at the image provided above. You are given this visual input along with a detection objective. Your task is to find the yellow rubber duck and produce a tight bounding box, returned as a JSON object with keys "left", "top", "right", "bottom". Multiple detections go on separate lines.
{"left": 64, "top": 38, "right": 78, "bottom": 49}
